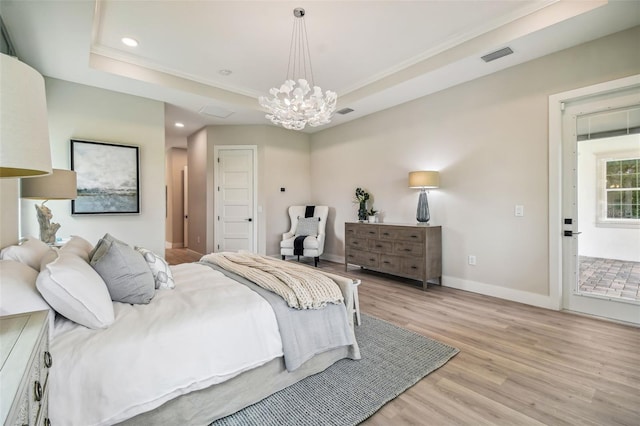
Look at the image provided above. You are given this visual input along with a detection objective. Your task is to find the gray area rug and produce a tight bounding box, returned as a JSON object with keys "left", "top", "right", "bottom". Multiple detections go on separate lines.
{"left": 212, "top": 314, "right": 459, "bottom": 426}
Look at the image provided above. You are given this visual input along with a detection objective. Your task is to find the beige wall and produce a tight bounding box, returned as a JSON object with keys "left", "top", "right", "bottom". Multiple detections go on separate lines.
{"left": 165, "top": 147, "right": 187, "bottom": 247}
{"left": 310, "top": 27, "right": 640, "bottom": 304}
{"left": 19, "top": 78, "right": 166, "bottom": 255}
{"left": 207, "top": 125, "right": 311, "bottom": 256}
{"left": 0, "top": 180, "right": 19, "bottom": 247}
{"left": 185, "top": 125, "right": 310, "bottom": 256}
{"left": 186, "top": 128, "right": 209, "bottom": 254}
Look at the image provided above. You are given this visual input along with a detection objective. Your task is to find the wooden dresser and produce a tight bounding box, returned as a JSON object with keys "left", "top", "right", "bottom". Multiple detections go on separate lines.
{"left": 345, "top": 222, "right": 442, "bottom": 290}
{"left": 0, "top": 310, "right": 52, "bottom": 426}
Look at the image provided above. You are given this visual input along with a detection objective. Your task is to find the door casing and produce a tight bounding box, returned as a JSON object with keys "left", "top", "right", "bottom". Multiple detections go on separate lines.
{"left": 548, "top": 74, "right": 640, "bottom": 321}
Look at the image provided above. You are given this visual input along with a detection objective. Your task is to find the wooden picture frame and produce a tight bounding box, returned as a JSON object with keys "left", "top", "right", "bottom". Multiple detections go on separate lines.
{"left": 71, "top": 139, "right": 140, "bottom": 215}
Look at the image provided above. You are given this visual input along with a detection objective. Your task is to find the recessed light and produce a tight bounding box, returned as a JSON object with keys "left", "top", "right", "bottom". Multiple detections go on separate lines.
{"left": 121, "top": 37, "right": 138, "bottom": 47}
{"left": 174, "top": 122, "right": 185, "bottom": 128}
{"left": 218, "top": 69, "right": 232, "bottom": 76}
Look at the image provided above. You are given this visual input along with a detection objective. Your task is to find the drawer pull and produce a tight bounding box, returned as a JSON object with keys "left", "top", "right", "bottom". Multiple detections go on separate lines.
{"left": 411, "top": 266, "right": 418, "bottom": 269}
{"left": 353, "top": 242, "right": 359, "bottom": 245}
{"left": 369, "top": 258, "right": 375, "bottom": 262}
{"left": 410, "top": 235, "right": 418, "bottom": 239}
{"left": 404, "top": 248, "right": 412, "bottom": 252}
{"left": 383, "top": 261, "right": 390, "bottom": 264}
{"left": 368, "top": 231, "right": 375, "bottom": 234}
{"left": 375, "top": 244, "right": 382, "bottom": 248}
{"left": 382, "top": 232, "right": 389, "bottom": 236}
{"left": 34, "top": 380, "right": 43, "bottom": 402}
{"left": 44, "top": 351, "right": 53, "bottom": 368}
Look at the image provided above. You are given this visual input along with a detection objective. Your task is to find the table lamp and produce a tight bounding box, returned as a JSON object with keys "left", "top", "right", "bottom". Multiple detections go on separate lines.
{"left": 409, "top": 171, "right": 439, "bottom": 223}
{"left": 0, "top": 53, "right": 52, "bottom": 178}
{"left": 21, "top": 169, "right": 77, "bottom": 244}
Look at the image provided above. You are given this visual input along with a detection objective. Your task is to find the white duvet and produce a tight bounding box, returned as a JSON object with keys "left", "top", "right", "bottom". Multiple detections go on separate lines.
{"left": 49, "top": 263, "right": 283, "bottom": 426}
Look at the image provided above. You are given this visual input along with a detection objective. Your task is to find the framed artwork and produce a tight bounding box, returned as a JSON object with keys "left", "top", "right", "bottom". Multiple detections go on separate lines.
{"left": 71, "top": 139, "right": 140, "bottom": 215}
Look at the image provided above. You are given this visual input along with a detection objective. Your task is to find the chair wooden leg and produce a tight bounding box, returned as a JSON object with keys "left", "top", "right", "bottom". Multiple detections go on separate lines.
{"left": 297, "top": 255, "right": 300, "bottom": 262}
{"left": 281, "top": 255, "right": 285, "bottom": 260}
{"left": 314, "top": 257, "right": 319, "bottom": 267}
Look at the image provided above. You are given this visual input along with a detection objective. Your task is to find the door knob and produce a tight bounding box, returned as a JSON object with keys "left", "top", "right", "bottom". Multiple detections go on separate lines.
{"left": 246, "top": 218, "right": 253, "bottom": 222}
{"left": 563, "top": 230, "right": 582, "bottom": 237}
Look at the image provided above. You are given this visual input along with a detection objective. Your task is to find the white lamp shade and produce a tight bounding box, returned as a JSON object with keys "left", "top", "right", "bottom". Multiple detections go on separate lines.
{"left": 21, "top": 169, "right": 77, "bottom": 200}
{"left": 0, "top": 53, "right": 52, "bottom": 178}
{"left": 409, "top": 171, "right": 440, "bottom": 189}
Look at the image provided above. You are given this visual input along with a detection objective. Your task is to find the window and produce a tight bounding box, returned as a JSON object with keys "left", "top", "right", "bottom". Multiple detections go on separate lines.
{"left": 604, "top": 157, "right": 639, "bottom": 221}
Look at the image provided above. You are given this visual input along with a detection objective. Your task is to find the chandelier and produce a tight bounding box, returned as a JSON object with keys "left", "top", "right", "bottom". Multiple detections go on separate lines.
{"left": 258, "top": 7, "right": 337, "bottom": 131}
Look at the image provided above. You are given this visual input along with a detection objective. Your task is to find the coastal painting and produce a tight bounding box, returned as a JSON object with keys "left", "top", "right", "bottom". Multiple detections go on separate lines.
{"left": 71, "top": 140, "right": 140, "bottom": 214}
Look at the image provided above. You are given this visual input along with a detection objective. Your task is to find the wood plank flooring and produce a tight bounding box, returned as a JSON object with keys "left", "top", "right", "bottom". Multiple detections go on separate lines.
{"left": 166, "top": 250, "right": 640, "bottom": 425}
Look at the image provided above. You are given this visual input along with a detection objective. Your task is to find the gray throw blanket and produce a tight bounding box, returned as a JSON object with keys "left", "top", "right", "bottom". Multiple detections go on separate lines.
{"left": 199, "top": 261, "right": 360, "bottom": 372}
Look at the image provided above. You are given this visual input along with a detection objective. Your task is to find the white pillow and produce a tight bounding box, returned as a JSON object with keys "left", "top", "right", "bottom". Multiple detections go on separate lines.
{"left": 135, "top": 247, "right": 175, "bottom": 290}
{"left": 0, "top": 236, "right": 51, "bottom": 271}
{"left": 37, "top": 251, "right": 115, "bottom": 329}
{"left": 59, "top": 235, "right": 94, "bottom": 262}
{"left": 0, "top": 259, "right": 51, "bottom": 315}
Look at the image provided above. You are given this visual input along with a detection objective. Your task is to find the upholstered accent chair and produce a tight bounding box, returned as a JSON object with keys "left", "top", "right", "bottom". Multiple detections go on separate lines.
{"left": 280, "top": 206, "right": 328, "bottom": 267}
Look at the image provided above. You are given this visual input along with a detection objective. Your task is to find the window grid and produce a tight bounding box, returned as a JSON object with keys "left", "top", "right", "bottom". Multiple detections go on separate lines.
{"left": 605, "top": 158, "right": 639, "bottom": 220}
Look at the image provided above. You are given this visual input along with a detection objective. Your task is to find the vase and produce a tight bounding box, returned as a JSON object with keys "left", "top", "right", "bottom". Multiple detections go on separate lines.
{"left": 358, "top": 201, "right": 367, "bottom": 221}
{"left": 368, "top": 216, "right": 376, "bottom": 223}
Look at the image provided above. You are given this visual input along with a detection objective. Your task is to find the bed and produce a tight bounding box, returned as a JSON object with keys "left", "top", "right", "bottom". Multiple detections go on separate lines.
{"left": 0, "top": 236, "right": 360, "bottom": 426}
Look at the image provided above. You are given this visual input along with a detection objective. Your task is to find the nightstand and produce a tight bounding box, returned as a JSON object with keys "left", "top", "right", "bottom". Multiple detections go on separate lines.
{"left": 0, "top": 310, "right": 52, "bottom": 426}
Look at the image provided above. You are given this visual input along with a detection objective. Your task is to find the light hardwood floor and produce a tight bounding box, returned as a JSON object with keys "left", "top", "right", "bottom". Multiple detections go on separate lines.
{"left": 167, "top": 250, "right": 640, "bottom": 425}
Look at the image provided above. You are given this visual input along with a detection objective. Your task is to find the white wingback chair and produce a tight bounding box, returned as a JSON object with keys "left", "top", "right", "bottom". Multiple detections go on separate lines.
{"left": 280, "top": 206, "right": 328, "bottom": 267}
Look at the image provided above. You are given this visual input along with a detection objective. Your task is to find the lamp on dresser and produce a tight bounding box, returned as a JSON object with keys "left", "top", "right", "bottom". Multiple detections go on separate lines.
{"left": 408, "top": 170, "right": 439, "bottom": 223}
{"left": 21, "top": 169, "right": 77, "bottom": 244}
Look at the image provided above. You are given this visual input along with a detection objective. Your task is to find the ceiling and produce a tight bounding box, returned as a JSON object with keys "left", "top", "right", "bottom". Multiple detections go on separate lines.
{"left": 1, "top": 0, "right": 639, "bottom": 147}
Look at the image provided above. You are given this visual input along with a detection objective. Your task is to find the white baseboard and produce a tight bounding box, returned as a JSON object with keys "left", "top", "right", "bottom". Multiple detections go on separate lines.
{"left": 442, "top": 276, "right": 556, "bottom": 310}
{"left": 321, "top": 254, "right": 556, "bottom": 310}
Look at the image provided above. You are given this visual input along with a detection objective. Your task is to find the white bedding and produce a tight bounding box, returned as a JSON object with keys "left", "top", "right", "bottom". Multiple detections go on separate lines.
{"left": 49, "top": 263, "right": 283, "bottom": 426}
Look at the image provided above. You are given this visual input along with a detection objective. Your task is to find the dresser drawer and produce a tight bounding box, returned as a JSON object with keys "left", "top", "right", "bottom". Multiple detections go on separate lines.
{"left": 354, "top": 224, "right": 379, "bottom": 239}
{"left": 379, "top": 226, "right": 424, "bottom": 242}
{"left": 345, "top": 249, "right": 379, "bottom": 268}
{"left": 393, "top": 241, "right": 424, "bottom": 256}
{"left": 368, "top": 239, "right": 392, "bottom": 253}
{"left": 346, "top": 237, "right": 367, "bottom": 249}
{"left": 379, "top": 254, "right": 401, "bottom": 274}
{"left": 401, "top": 258, "right": 425, "bottom": 279}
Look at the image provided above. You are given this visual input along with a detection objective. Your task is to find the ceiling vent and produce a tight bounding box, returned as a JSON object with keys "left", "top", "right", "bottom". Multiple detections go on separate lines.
{"left": 481, "top": 47, "right": 514, "bottom": 63}
{"left": 337, "top": 107, "right": 354, "bottom": 115}
{"left": 199, "top": 105, "right": 234, "bottom": 119}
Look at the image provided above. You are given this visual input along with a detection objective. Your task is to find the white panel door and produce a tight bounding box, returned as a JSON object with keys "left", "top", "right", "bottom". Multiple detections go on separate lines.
{"left": 215, "top": 148, "right": 256, "bottom": 252}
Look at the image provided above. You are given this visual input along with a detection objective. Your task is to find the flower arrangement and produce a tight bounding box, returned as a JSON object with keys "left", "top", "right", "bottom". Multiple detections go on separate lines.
{"left": 354, "top": 187, "right": 370, "bottom": 203}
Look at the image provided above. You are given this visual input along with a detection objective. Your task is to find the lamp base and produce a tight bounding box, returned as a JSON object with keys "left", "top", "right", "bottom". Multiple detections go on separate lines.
{"left": 416, "top": 189, "right": 430, "bottom": 223}
{"left": 35, "top": 202, "right": 61, "bottom": 245}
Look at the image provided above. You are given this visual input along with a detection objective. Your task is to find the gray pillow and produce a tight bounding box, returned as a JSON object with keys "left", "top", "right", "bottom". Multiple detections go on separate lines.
{"left": 90, "top": 234, "right": 155, "bottom": 304}
{"left": 295, "top": 217, "right": 320, "bottom": 237}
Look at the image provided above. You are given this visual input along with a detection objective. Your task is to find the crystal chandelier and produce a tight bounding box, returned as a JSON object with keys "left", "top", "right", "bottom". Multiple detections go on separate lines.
{"left": 258, "top": 7, "right": 337, "bottom": 131}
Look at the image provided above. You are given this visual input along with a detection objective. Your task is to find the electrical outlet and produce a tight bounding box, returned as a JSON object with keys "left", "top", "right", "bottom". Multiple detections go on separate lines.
{"left": 468, "top": 255, "right": 477, "bottom": 265}
{"left": 515, "top": 205, "right": 524, "bottom": 217}
{"left": 196, "top": 236, "right": 200, "bottom": 243}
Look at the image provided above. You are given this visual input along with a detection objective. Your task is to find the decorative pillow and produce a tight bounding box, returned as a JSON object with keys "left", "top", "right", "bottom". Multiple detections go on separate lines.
{"left": 36, "top": 251, "right": 114, "bottom": 329}
{"left": 0, "top": 236, "right": 51, "bottom": 271}
{"left": 59, "top": 235, "right": 94, "bottom": 262}
{"left": 295, "top": 216, "right": 320, "bottom": 237}
{"left": 90, "top": 234, "right": 155, "bottom": 304}
{"left": 135, "top": 247, "right": 175, "bottom": 290}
